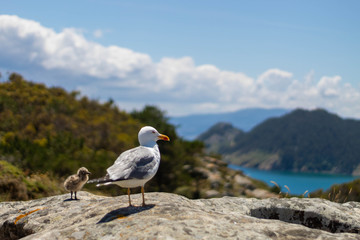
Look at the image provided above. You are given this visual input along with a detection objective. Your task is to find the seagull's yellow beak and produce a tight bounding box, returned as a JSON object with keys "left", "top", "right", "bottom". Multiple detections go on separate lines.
{"left": 158, "top": 134, "right": 170, "bottom": 141}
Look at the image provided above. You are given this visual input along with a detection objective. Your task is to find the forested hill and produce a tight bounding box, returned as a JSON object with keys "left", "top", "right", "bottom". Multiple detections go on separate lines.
{"left": 199, "top": 109, "right": 360, "bottom": 175}
{"left": 0, "top": 73, "right": 141, "bottom": 177}
{"left": 0, "top": 73, "right": 200, "bottom": 198}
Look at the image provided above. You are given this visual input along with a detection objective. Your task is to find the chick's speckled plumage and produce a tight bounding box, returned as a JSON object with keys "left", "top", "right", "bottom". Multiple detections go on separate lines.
{"left": 64, "top": 167, "right": 91, "bottom": 200}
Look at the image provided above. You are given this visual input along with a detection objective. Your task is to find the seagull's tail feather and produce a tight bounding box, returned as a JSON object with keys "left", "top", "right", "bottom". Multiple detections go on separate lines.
{"left": 87, "top": 174, "right": 113, "bottom": 187}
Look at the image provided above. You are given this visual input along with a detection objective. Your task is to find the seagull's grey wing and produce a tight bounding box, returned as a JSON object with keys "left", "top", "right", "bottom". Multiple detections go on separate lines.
{"left": 107, "top": 146, "right": 157, "bottom": 181}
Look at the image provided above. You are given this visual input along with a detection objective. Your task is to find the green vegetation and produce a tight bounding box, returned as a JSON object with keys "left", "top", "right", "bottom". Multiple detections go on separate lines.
{"left": 0, "top": 160, "right": 63, "bottom": 201}
{"left": 0, "top": 73, "right": 210, "bottom": 200}
{"left": 311, "top": 179, "right": 360, "bottom": 203}
{"left": 0, "top": 73, "right": 139, "bottom": 177}
{"left": 200, "top": 109, "right": 360, "bottom": 175}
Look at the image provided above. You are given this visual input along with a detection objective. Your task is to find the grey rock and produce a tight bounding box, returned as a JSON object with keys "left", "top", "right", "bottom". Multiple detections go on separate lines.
{"left": 1, "top": 192, "right": 360, "bottom": 240}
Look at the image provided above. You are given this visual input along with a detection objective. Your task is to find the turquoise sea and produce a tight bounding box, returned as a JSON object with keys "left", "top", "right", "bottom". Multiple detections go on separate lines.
{"left": 229, "top": 164, "right": 358, "bottom": 195}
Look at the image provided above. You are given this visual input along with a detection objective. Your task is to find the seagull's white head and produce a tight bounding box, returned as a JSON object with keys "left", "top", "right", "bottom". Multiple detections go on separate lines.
{"left": 138, "top": 126, "right": 170, "bottom": 147}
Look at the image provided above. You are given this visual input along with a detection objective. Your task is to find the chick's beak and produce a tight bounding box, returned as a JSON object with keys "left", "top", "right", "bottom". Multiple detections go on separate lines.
{"left": 158, "top": 134, "right": 170, "bottom": 141}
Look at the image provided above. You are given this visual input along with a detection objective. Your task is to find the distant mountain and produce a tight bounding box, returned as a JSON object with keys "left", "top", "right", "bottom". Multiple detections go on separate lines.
{"left": 197, "top": 122, "right": 245, "bottom": 154}
{"left": 170, "top": 108, "right": 290, "bottom": 139}
{"left": 198, "top": 109, "right": 360, "bottom": 175}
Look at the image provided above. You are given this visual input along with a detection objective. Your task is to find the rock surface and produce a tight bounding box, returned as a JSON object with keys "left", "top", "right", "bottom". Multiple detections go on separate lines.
{"left": 1, "top": 192, "right": 360, "bottom": 239}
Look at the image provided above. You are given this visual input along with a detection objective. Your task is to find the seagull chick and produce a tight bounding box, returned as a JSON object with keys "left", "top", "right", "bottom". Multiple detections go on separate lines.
{"left": 88, "top": 126, "right": 170, "bottom": 207}
{"left": 64, "top": 167, "right": 91, "bottom": 200}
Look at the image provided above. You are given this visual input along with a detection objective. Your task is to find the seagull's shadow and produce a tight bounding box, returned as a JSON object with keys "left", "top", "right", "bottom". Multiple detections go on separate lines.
{"left": 97, "top": 204, "right": 155, "bottom": 224}
{"left": 63, "top": 198, "right": 80, "bottom": 202}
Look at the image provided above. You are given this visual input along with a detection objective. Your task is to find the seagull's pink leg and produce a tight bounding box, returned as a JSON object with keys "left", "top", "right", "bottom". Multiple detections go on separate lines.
{"left": 141, "top": 186, "right": 146, "bottom": 207}
{"left": 127, "top": 188, "right": 132, "bottom": 207}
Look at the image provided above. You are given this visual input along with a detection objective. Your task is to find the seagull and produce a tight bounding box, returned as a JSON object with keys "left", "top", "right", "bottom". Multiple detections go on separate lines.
{"left": 64, "top": 167, "right": 91, "bottom": 200}
{"left": 88, "top": 126, "right": 170, "bottom": 207}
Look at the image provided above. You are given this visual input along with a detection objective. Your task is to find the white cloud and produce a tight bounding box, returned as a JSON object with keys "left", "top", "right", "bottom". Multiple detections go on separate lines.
{"left": 1, "top": 14, "right": 360, "bottom": 118}
{"left": 317, "top": 76, "right": 341, "bottom": 98}
{"left": 0, "top": 15, "right": 153, "bottom": 80}
{"left": 93, "top": 29, "right": 103, "bottom": 38}
{"left": 257, "top": 68, "right": 293, "bottom": 92}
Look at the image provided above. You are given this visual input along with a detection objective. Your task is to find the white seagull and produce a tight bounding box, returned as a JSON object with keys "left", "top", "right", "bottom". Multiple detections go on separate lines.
{"left": 88, "top": 126, "right": 170, "bottom": 206}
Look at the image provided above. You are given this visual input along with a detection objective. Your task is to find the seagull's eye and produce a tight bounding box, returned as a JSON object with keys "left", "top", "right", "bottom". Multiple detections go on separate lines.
{"left": 152, "top": 130, "right": 156, "bottom": 134}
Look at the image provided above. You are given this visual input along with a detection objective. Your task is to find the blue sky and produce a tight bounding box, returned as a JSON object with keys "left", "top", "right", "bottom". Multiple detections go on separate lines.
{"left": 1, "top": 0, "right": 360, "bottom": 117}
